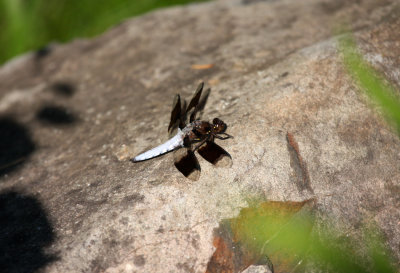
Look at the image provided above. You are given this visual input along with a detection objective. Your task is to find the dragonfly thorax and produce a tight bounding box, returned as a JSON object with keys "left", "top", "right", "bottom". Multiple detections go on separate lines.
{"left": 181, "top": 118, "right": 228, "bottom": 147}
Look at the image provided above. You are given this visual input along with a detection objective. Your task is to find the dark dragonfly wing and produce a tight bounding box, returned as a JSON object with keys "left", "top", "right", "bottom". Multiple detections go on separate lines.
{"left": 198, "top": 141, "right": 232, "bottom": 167}
{"left": 171, "top": 82, "right": 208, "bottom": 128}
{"left": 186, "top": 82, "right": 204, "bottom": 123}
{"left": 173, "top": 148, "right": 200, "bottom": 181}
{"left": 169, "top": 91, "right": 200, "bottom": 180}
{"left": 168, "top": 94, "right": 182, "bottom": 136}
{"left": 193, "top": 87, "right": 210, "bottom": 120}
{"left": 186, "top": 82, "right": 203, "bottom": 114}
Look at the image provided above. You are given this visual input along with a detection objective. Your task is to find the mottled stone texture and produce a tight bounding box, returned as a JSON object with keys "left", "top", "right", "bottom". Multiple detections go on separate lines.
{"left": 0, "top": 0, "right": 399, "bottom": 272}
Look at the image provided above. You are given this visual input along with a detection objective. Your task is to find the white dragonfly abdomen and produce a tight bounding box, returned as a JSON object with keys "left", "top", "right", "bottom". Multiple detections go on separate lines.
{"left": 131, "top": 129, "right": 185, "bottom": 162}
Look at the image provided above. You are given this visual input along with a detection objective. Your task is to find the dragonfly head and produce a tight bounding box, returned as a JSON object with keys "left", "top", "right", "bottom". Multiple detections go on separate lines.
{"left": 212, "top": 118, "right": 227, "bottom": 134}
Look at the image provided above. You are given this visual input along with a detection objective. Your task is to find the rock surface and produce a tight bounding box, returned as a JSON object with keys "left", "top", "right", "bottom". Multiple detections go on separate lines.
{"left": 0, "top": 0, "right": 399, "bottom": 272}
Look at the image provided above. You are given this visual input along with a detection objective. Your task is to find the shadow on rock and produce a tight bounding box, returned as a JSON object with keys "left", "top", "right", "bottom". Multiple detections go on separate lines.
{"left": 0, "top": 118, "right": 35, "bottom": 176}
{"left": 50, "top": 82, "right": 76, "bottom": 97}
{"left": 33, "top": 46, "right": 52, "bottom": 75}
{"left": 34, "top": 46, "right": 52, "bottom": 60}
{"left": 36, "top": 105, "right": 77, "bottom": 125}
{"left": 0, "top": 191, "right": 57, "bottom": 273}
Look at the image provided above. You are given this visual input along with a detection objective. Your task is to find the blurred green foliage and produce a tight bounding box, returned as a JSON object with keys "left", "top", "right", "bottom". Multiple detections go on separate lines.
{"left": 0, "top": 0, "right": 208, "bottom": 64}
{"left": 338, "top": 33, "right": 400, "bottom": 135}
{"left": 208, "top": 199, "right": 397, "bottom": 272}
{"left": 234, "top": 201, "right": 397, "bottom": 272}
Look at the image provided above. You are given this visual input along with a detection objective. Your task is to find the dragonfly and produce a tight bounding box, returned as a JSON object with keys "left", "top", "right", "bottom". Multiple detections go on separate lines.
{"left": 131, "top": 82, "right": 232, "bottom": 180}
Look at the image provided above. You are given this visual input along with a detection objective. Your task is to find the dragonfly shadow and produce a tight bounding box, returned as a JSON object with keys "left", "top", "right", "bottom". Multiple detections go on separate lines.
{"left": 50, "top": 82, "right": 76, "bottom": 97}
{"left": 0, "top": 191, "right": 57, "bottom": 272}
{"left": 0, "top": 117, "right": 35, "bottom": 176}
{"left": 36, "top": 105, "right": 78, "bottom": 125}
{"left": 34, "top": 46, "right": 52, "bottom": 60}
{"left": 32, "top": 46, "right": 52, "bottom": 76}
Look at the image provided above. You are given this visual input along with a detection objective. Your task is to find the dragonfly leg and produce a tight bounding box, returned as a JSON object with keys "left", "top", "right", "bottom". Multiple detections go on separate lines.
{"left": 214, "top": 133, "right": 233, "bottom": 140}
{"left": 193, "top": 137, "right": 209, "bottom": 152}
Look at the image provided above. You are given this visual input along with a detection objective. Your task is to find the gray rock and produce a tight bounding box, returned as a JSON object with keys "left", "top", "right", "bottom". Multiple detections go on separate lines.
{"left": 0, "top": 0, "right": 399, "bottom": 272}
